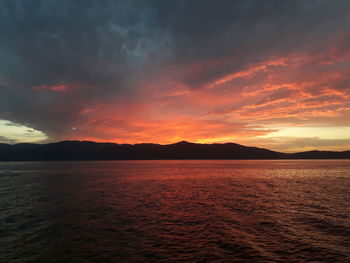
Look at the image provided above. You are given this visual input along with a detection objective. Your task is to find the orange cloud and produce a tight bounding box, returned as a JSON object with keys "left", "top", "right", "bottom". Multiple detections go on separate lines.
{"left": 45, "top": 37, "right": 350, "bottom": 151}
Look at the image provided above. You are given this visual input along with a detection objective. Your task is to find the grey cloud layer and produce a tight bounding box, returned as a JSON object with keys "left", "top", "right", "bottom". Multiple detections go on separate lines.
{"left": 0, "top": 0, "right": 349, "bottom": 138}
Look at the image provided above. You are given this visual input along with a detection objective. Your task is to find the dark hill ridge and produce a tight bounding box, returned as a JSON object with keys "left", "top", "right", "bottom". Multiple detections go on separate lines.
{"left": 0, "top": 140, "right": 349, "bottom": 161}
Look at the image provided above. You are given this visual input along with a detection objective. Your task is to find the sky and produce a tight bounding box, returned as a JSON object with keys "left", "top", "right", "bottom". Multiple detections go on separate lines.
{"left": 0, "top": 0, "right": 350, "bottom": 152}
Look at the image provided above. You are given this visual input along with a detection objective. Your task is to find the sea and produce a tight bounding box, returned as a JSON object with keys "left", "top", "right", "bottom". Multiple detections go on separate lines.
{"left": 1, "top": 160, "right": 349, "bottom": 263}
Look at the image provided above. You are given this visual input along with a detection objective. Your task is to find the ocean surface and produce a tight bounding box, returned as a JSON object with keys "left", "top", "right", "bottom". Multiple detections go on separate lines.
{"left": 0, "top": 160, "right": 349, "bottom": 263}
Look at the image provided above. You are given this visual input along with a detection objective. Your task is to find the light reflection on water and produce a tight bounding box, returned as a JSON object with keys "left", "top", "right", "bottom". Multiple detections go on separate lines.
{"left": 1, "top": 160, "right": 349, "bottom": 262}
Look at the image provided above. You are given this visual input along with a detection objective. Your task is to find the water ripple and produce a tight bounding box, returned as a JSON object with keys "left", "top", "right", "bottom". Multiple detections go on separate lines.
{"left": 1, "top": 160, "right": 349, "bottom": 262}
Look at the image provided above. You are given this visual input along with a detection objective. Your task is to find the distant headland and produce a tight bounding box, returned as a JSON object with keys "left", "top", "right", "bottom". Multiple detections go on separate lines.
{"left": 0, "top": 140, "right": 349, "bottom": 161}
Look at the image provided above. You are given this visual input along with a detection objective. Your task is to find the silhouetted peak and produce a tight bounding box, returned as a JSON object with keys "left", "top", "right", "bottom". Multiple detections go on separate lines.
{"left": 172, "top": 140, "right": 194, "bottom": 146}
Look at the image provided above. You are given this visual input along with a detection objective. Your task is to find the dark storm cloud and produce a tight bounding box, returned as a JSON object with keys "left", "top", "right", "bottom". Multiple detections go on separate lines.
{"left": 0, "top": 0, "right": 349, "bottom": 139}
{"left": 0, "top": 0, "right": 171, "bottom": 137}
{"left": 156, "top": 0, "right": 350, "bottom": 88}
{"left": 0, "top": 0, "right": 169, "bottom": 89}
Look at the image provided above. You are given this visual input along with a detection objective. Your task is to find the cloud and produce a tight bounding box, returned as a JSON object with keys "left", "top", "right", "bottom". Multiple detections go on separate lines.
{"left": 0, "top": 0, "right": 171, "bottom": 138}
{"left": 0, "top": 135, "right": 17, "bottom": 144}
{"left": 0, "top": 0, "right": 349, "bottom": 148}
{"left": 207, "top": 47, "right": 350, "bottom": 125}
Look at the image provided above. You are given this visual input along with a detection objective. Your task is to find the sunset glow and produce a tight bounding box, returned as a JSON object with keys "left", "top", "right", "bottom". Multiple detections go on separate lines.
{"left": 0, "top": 1, "right": 349, "bottom": 152}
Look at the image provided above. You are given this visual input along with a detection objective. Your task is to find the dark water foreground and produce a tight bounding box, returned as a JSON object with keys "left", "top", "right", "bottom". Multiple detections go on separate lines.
{"left": 1, "top": 160, "right": 349, "bottom": 263}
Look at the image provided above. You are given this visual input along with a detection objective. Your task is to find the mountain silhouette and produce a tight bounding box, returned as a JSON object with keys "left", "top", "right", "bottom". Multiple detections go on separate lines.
{"left": 0, "top": 140, "right": 349, "bottom": 161}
